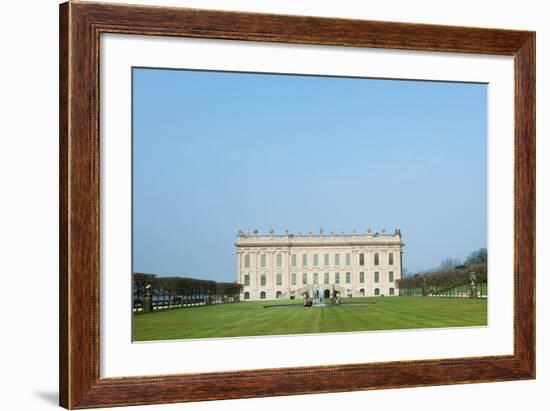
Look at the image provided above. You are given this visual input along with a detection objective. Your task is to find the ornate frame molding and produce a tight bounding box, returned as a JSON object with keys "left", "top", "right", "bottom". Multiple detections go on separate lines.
{"left": 59, "top": 1, "right": 535, "bottom": 408}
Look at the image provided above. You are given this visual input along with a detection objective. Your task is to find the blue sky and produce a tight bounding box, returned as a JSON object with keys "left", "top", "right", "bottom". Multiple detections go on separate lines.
{"left": 133, "top": 68, "right": 487, "bottom": 281}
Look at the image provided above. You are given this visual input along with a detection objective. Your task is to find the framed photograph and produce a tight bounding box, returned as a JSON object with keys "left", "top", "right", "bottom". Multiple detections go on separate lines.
{"left": 59, "top": 1, "right": 535, "bottom": 408}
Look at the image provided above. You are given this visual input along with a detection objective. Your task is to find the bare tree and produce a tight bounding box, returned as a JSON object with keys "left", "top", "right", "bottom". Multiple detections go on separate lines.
{"left": 397, "top": 248, "right": 487, "bottom": 297}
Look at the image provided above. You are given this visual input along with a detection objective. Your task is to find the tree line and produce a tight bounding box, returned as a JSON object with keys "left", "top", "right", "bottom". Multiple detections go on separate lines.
{"left": 396, "top": 248, "right": 487, "bottom": 297}
{"left": 133, "top": 273, "right": 243, "bottom": 311}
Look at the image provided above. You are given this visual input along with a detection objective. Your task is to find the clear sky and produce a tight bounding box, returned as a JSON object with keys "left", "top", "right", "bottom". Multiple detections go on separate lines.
{"left": 133, "top": 68, "right": 487, "bottom": 281}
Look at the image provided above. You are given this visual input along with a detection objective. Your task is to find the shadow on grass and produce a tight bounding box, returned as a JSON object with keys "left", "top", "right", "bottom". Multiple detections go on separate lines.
{"left": 262, "top": 301, "right": 377, "bottom": 308}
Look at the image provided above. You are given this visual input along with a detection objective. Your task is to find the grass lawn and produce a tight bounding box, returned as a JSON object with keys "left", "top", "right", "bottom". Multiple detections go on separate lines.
{"left": 133, "top": 297, "right": 487, "bottom": 341}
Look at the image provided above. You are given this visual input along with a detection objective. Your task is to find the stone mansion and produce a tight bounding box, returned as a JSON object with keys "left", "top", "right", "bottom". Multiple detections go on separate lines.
{"left": 236, "top": 229, "right": 404, "bottom": 301}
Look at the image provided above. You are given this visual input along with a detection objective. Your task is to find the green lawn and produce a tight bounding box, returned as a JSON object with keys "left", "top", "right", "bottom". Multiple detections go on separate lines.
{"left": 133, "top": 296, "right": 487, "bottom": 341}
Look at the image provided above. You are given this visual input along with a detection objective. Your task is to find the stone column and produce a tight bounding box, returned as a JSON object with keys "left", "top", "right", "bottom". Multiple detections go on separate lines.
{"left": 143, "top": 284, "right": 153, "bottom": 313}
{"left": 287, "top": 245, "right": 292, "bottom": 296}
{"left": 236, "top": 250, "right": 241, "bottom": 284}
{"left": 469, "top": 272, "right": 477, "bottom": 298}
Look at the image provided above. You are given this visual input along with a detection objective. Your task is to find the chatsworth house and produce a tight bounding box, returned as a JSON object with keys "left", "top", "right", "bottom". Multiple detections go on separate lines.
{"left": 236, "top": 228, "right": 404, "bottom": 301}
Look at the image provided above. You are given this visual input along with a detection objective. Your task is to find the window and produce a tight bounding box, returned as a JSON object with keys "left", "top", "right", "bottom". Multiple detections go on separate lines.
{"left": 345, "top": 253, "right": 351, "bottom": 266}
{"left": 276, "top": 291, "right": 282, "bottom": 299}
{"left": 389, "top": 287, "right": 395, "bottom": 295}
{"left": 291, "top": 273, "right": 297, "bottom": 285}
{"left": 359, "top": 253, "right": 365, "bottom": 266}
{"left": 324, "top": 272, "right": 329, "bottom": 284}
{"left": 335, "top": 272, "right": 340, "bottom": 284}
{"left": 374, "top": 253, "right": 379, "bottom": 266}
{"left": 244, "top": 274, "right": 250, "bottom": 286}
{"left": 346, "top": 272, "right": 351, "bottom": 284}
{"left": 276, "top": 273, "right": 282, "bottom": 286}
{"left": 374, "top": 272, "right": 380, "bottom": 283}
{"left": 313, "top": 273, "right": 318, "bottom": 284}
{"left": 359, "top": 272, "right": 365, "bottom": 283}
{"left": 291, "top": 254, "right": 296, "bottom": 267}
{"left": 324, "top": 254, "right": 329, "bottom": 266}
{"left": 335, "top": 254, "right": 340, "bottom": 266}
{"left": 360, "top": 288, "right": 365, "bottom": 296}
{"left": 389, "top": 252, "right": 394, "bottom": 265}
{"left": 260, "top": 254, "right": 267, "bottom": 267}
{"left": 260, "top": 291, "right": 266, "bottom": 299}
{"left": 389, "top": 271, "right": 394, "bottom": 282}
{"left": 244, "top": 254, "right": 250, "bottom": 268}
{"left": 302, "top": 254, "right": 308, "bottom": 267}
{"left": 313, "top": 254, "right": 319, "bottom": 266}
{"left": 374, "top": 288, "right": 380, "bottom": 296}
{"left": 276, "top": 254, "right": 282, "bottom": 267}
{"left": 302, "top": 272, "right": 307, "bottom": 285}
{"left": 260, "top": 274, "right": 266, "bottom": 286}
{"left": 244, "top": 292, "right": 250, "bottom": 300}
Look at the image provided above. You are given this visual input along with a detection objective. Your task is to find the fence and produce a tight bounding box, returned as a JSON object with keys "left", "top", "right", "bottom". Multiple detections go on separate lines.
{"left": 133, "top": 273, "right": 243, "bottom": 313}
{"left": 399, "top": 282, "right": 488, "bottom": 298}
{"left": 133, "top": 295, "right": 240, "bottom": 313}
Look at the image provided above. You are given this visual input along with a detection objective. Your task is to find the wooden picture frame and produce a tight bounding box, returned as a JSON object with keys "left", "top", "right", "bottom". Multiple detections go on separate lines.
{"left": 59, "top": 1, "right": 535, "bottom": 408}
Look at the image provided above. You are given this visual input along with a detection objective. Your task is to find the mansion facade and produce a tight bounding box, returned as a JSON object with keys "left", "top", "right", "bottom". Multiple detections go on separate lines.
{"left": 236, "top": 229, "right": 404, "bottom": 301}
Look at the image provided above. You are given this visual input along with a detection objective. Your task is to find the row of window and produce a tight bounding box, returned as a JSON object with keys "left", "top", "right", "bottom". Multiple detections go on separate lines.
{"left": 244, "top": 252, "right": 395, "bottom": 268}
{"left": 356, "top": 287, "right": 395, "bottom": 296}
{"left": 243, "top": 271, "right": 395, "bottom": 286}
{"left": 243, "top": 287, "right": 395, "bottom": 300}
